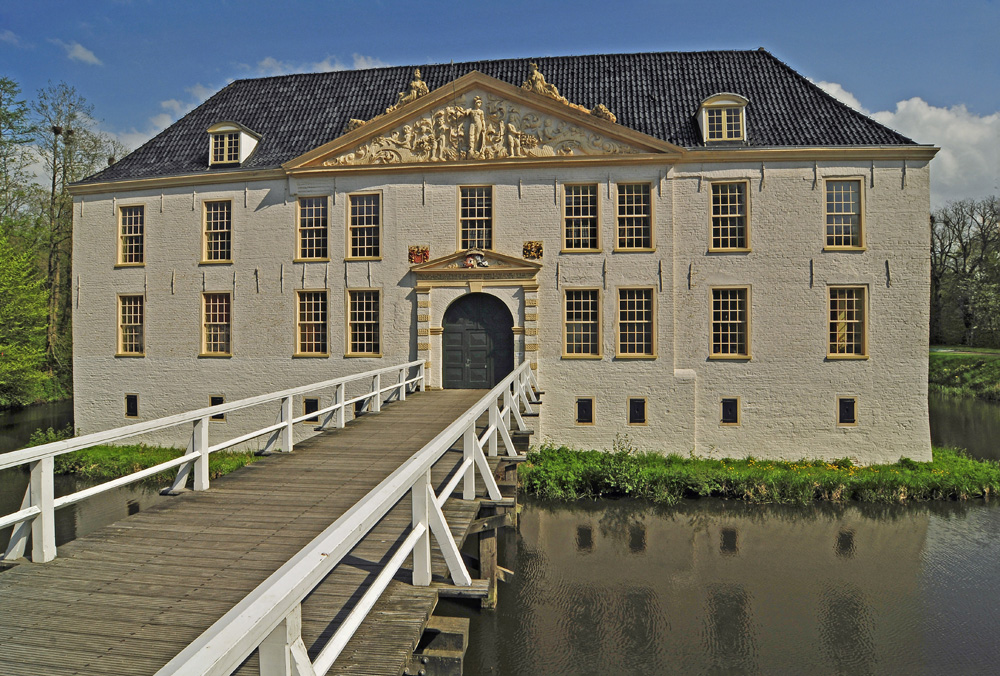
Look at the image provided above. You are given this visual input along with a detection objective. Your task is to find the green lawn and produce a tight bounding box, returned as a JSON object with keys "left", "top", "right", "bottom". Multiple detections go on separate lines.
{"left": 929, "top": 351, "right": 1000, "bottom": 401}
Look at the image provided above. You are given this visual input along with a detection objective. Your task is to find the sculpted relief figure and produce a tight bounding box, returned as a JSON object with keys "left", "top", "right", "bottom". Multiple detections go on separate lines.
{"left": 521, "top": 62, "right": 567, "bottom": 103}
{"left": 328, "top": 90, "right": 637, "bottom": 165}
{"left": 386, "top": 69, "right": 430, "bottom": 114}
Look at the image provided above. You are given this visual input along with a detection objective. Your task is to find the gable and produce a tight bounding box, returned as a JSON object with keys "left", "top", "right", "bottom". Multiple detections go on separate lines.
{"left": 288, "top": 72, "right": 680, "bottom": 169}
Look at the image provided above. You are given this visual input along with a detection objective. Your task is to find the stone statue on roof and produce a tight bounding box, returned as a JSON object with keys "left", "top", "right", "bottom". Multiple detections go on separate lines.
{"left": 521, "top": 63, "right": 568, "bottom": 104}
{"left": 387, "top": 68, "right": 431, "bottom": 114}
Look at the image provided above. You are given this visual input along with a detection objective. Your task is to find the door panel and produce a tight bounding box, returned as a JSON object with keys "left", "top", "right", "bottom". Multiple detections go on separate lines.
{"left": 442, "top": 293, "right": 514, "bottom": 389}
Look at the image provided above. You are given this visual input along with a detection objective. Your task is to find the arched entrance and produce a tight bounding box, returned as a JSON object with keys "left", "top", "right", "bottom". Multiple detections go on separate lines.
{"left": 442, "top": 293, "right": 514, "bottom": 389}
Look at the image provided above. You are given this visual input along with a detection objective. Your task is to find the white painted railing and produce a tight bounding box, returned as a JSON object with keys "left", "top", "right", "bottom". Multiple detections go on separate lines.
{"left": 0, "top": 360, "right": 426, "bottom": 563}
{"left": 156, "top": 362, "right": 540, "bottom": 676}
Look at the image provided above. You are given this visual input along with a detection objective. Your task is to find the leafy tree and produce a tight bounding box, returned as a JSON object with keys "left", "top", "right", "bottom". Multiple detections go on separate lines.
{"left": 0, "top": 77, "right": 36, "bottom": 225}
{"left": 0, "top": 233, "right": 47, "bottom": 406}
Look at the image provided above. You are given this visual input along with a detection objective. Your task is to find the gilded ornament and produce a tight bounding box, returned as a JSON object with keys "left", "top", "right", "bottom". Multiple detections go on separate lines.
{"left": 523, "top": 240, "right": 543, "bottom": 260}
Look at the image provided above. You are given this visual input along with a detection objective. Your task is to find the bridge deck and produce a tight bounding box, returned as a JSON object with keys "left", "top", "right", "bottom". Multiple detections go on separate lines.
{"left": 0, "top": 389, "right": 494, "bottom": 676}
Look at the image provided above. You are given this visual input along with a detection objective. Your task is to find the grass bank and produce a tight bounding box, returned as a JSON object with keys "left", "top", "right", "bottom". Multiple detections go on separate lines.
{"left": 519, "top": 445, "right": 1000, "bottom": 505}
{"left": 929, "top": 349, "right": 1000, "bottom": 402}
{"left": 28, "top": 427, "right": 260, "bottom": 484}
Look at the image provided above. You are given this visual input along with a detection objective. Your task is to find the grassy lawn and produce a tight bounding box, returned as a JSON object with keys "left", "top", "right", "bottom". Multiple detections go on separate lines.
{"left": 930, "top": 345, "right": 1000, "bottom": 356}
{"left": 929, "top": 351, "right": 1000, "bottom": 401}
{"left": 519, "top": 444, "right": 1000, "bottom": 505}
{"left": 52, "top": 444, "right": 261, "bottom": 484}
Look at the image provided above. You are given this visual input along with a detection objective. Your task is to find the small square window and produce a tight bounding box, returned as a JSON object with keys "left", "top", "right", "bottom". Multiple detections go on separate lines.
{"left": 209, "top": 395, "right": 225, "bottom": 421}
{"left": 720, "top": 527, "right": 739, "bottom": 555}
{"left": 576, "top": 525, "right": 593, "bottom": 552}
{"left": 838, "top": 397, "right": 857, "bottom": 426}
{"left": 575, "top": 397, "right": 594, "bottom": 425}
{"left": 721, "top": 398, "right": 740, "bottom": 425}
{"left": 125, "top": 394, "right": 139, "bottom": 419}
{"left": 628, "top": 398, "right": 646, "bottom": 425}
{"left": 303, "top": 397, "right": 320, "bottom": 423}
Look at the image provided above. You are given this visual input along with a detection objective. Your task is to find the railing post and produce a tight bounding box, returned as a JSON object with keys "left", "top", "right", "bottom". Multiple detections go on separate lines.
{"left": 488, "top": 402, "right": 499, "bottom": 457}
{"left": 258, "top": 604, "right": 313, "bottom": 676}
{"left": 193, "top": 416, "right": 210, "bottom": 491}
{"left": 29, "top": 457, "right": 55, "bottom": 562}
{"left": 335, "top": 382, "right": 345, "bottom": 428}
{"left": 398, "top": 367, "right": 406, "bottom": 401}
{"left": 411, "top": 470, "right": 431, "bottom": 586}
{"left": 372, "top": 374, "right": 381, "bottom": 413}
{"left": 418, "top": 361, "right": 426, "bottom": 392}
{"left": 281, "top": 396, "right": 294, "bottom": 453}
{"left": 463, "top": 424, "right": 476, "bottom": 500}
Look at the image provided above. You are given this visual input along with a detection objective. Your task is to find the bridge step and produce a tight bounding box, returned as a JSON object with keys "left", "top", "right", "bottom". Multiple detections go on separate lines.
{"left": 406, "top": 615, "right": 470, "bottom": 676}
{"left": 431, "top": 579, "right": 490, "bottom": 599}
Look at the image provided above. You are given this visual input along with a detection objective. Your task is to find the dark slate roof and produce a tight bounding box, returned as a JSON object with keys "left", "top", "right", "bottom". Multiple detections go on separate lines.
{"left": 81, "top": 50, "right": 917, "bottom": 184}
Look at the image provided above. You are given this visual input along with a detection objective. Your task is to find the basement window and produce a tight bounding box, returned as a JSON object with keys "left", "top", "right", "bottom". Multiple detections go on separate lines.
{"left": 628, "top": 397, "right": 647, "bottom": 426}
{"left": 721, "top": 398, "right": 740, "bottom": 426}
{"left": 124, "top": 394, "right": 139, "bottom": 419}
{"left": 209, "top": 395, "right": 226, "bottom": 421}
{"left": 303, "top": 397, "right": 320, "bottom": 423}
{"left": 838, "top": 397, "right": 858, "bottom": 426}
{"left": 575, "top": 397, "right": 594, "bottom": 425}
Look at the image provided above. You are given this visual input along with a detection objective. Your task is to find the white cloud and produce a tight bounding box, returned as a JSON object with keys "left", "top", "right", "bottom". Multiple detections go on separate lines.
{"left": 813, "top": 81, "right": 1000, "bottom": 207}
{"left": 49, "top": 39, "right": 103, "bottom": 66}
{"left": 186, "top": 83, "right": 215, "bottom": 103}
{"left": 351, "top": 53, "right": 389, "bottom": 70}
{"left": 0, "top": 30, "right": 20, "bottom": 46}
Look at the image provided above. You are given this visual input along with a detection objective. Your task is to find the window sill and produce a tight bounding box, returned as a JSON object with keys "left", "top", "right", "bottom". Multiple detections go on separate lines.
{"left": 837, "top": 423, "right": 860, "bottom": 428}
{"left": 115, "top": 352, "right": 145, "bottom": 358}
{"left": 823, "top": 246, "right": 867, "bottom": 252}
{"left": 560, "top": 248, "right": 603, "bottom": 254}
{"left": 345, "top": 353, "right": 383, "bottom": 358}
{"left": 574, "top": 421, "right": 596, "bottom": 426}
{"left": 614, "top": 354, "right": 657, "bottom": 360}
{"left": 613, "top": 247, "right": 656, "bottom": 253}
{"left": 720, "top": 422, "right": 741, "bottom": 427}
{"left": 198, "top": 353, "right": 232, "bottom": 358}
{"left": 627, "top": 422, "right": 649, "bottom": 427}
{"left": 114, "top": 263, "right": 145, "bottom": 269}
{"left": 293, "top": 257, "right": 331, "bottom": 263}
{"left": 707, "top": 248, "right": 751, "bottom": 254}
{"left": 200, "top": 260, "right": 233, "bottom": 265}
{"left": 345, "top": 257, "right": 383, "bottom": 262}
{"left": 561, "top": 354, "right": 603, "bottom": 360}
{"left": 709, "top": 354, "right": 752, "bottom": 361}
{"left": 826, "top": 354, "right": 869, "bottom": 361}
{"left": 293, "top": 353, "right": 330, "bottom": 358}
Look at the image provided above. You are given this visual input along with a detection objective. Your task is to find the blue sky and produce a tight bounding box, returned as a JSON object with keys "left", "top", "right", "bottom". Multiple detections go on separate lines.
{"left": 2, "top": 0, "right": 997, "bottom": 205}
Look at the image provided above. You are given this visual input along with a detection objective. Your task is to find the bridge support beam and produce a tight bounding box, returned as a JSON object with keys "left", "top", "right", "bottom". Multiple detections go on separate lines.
{"left": 259, "top": 605, "right": 315, "bottom": 676}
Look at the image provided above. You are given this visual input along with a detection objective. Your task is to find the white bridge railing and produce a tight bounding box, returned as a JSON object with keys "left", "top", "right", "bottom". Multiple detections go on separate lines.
{"left": 0, "top": 360, "right": 427, "bottom": 564}
{"left": 156, "top": 361, "right": 540, "bottom": 676}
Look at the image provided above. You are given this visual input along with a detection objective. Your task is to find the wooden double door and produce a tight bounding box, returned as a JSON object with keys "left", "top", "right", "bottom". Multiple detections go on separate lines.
{"left": 442, "top": 293, "right": 514, "bottom": 389}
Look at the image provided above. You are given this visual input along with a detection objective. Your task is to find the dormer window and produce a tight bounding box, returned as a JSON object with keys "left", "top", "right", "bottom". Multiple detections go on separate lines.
{"left": 698, "top": 94, "right": 748, "bottom": 144}
{"left": 207, "top": 122, "right": 260, "bottom": 166}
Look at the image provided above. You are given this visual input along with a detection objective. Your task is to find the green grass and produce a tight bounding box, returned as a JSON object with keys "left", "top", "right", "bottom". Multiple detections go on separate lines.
{"left": 518, "top": 444, "right": 1000, "bottom": 505}
{"left": 929, "top": 351, "right": 1000, "bottom": 401}
{"left": 27, "top": 426, "right": 260, "bottom": 485}
{"left": 930, "top": 344, "right": 1000, "bottom": 355}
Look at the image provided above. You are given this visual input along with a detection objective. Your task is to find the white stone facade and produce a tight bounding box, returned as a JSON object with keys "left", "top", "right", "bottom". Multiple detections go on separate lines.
{"left": 71, "top": 70, "right": 934, "bottom": 463}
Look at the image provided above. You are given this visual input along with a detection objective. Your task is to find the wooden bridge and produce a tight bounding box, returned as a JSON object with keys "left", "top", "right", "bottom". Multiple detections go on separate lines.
{"left": 0, "top": 362, "right": 538, "bottom": 675}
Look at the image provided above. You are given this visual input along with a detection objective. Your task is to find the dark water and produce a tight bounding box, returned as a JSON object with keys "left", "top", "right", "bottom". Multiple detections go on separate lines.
{"left": 446, "top": 394, "right": 1000, "bottom": 675}
{"left": 0, "top": 399, "right": 74, "bottom": 453}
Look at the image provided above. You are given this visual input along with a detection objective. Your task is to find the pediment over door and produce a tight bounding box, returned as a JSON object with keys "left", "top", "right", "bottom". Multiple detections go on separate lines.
{"left": 411, "top": 249, "right": 542, "bottom": 283}
{"left": 286, "top": 72, "right": 682, "bottom": 169}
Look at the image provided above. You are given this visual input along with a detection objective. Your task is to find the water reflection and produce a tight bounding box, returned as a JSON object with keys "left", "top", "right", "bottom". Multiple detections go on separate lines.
{"left": 0, "top": 399, "right": 73, "bottom": 453}
{"left": 451, "top": 497, "right": 991, "bottom": 676}
{"left": 929, "top": 391, "right": 1000, "bottom": 460}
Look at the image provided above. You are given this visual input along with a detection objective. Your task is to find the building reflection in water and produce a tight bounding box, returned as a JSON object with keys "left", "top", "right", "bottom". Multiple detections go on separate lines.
{"left": 478, "top": 498, "right": 931, "bottom": 675}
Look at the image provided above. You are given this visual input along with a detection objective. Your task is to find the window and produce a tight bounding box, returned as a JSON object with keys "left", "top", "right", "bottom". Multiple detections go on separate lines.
{"left": 460, "top": 186, "right": 492, "bottom": 250}
{"left": 825, "top": 180, "right": 864, "bottom": 249}
{"left": 296, "top": 290, "right": 328, "bottom": 355}
{"left": 698, "top": 94, "right": 748, "bottom": 143}
{"left": 348, "top": 193, "right": 380, "bottom": 259}
{"left": 616, "top": 184, "right": 652, "bottom": 250}
{"left": 298, "top": 197, "right": 328, "bottom": 260}
{"left": 124, "top": 394, "right": 139, "bottom": 419}
{"left": 348, "top": 289, "right": 381, "bottom": 356}
{"left": 828, "top": 287, "right": 867, "bottom": 357}
{"left": 564, "top": 289, "right": 601, "bottom": 357}
{"left": 212, "top": 132, "right": 240, "bottom": 164}
{"left": 711, "top": 287, "right": 750, "bottom": 358}
{"left": 707, "top": 108, "right": 743, "bottom": 141}
{"left": 628, "top": 397, "right": 647, "bottom": 425}
{"left": 117, "top": 295, "right": 144, "bottom": 356}
{"left": 711, "top": 182, "right": 748, "bottom": 250}
{"left": 575, "top": 397, "right": 594, "bottom": 425}
{"left": 303, "top": 397, "right": 320, "bottom": 423}
{"left": 202, "top": 293, "right": 231, "bottom": 356}
{"left": 838, "top": 397, "right": 858, "bottom": 426}
{"left": 203, "top": 201, "right": 232, "bottom": 262}
{"left": 721, "top": 397, "right": 740, "bottom": 425}
{"left": 209, "top": 395, "right": 225, "bottom": 421}
{"left": 564, "top": 184, "right": 599, "bottom": 250}
{"left": 617, "top": 288, "right": 654, "bottom": 357}
{"left": 118, "top": 205, "right": 144, "bottom": 265}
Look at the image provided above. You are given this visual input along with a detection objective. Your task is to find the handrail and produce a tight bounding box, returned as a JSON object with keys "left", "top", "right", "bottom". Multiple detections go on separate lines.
{"left": 1, "top": 360, "right": 425, "bottom": 563}
{"left": 156, "top": 361, "right": 537, "bottom": 676}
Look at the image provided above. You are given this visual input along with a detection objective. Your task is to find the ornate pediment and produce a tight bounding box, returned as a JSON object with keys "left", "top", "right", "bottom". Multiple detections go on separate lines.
{"left": 411, "top": 249, "right": 542, "bottom": 282}
{"left": 326, "top": 88, "right": 645, "bottom": 166}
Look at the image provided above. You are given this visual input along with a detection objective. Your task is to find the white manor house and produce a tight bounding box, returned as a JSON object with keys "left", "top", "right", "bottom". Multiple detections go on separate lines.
{"left": 69, "top": 50, "right": 937, "bottom": 463}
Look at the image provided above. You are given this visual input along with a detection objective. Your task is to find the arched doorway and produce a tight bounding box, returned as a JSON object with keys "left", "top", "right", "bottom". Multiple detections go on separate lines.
{"left": 442, "top": 293, "right": 514, "bottom": 389}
